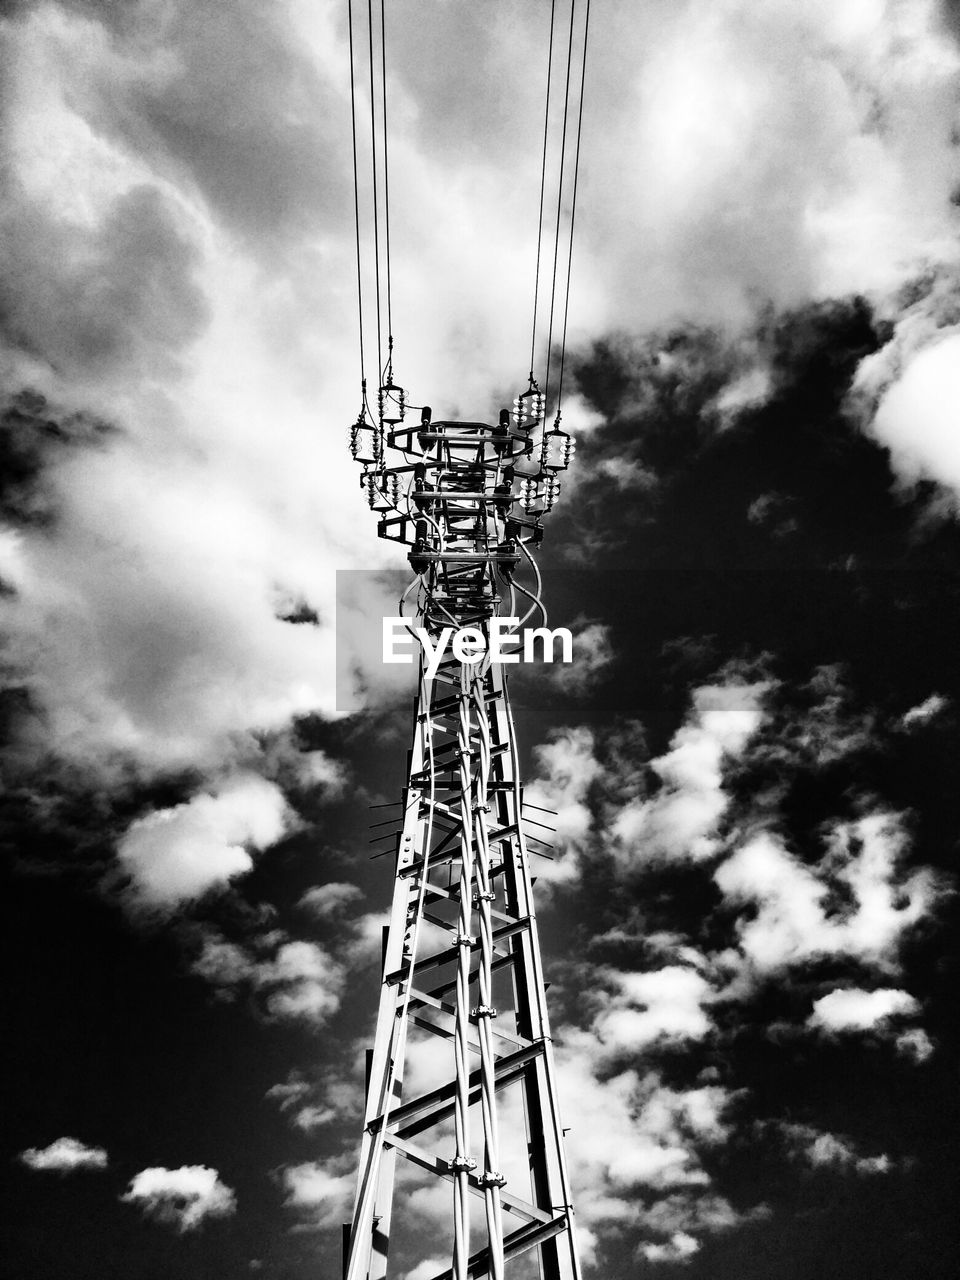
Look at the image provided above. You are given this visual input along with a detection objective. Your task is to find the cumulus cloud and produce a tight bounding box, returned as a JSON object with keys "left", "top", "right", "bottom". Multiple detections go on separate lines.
{"left": 851, "top": 266, "right": 960, "bottom": 508}
{"left": 638, "top": 1190, "right": 757, "bottom": 1264}
{"left": 808, "top": 986, "right": 920, "bottom": 1033}
{"left": 609, "top": 681, "right": 767, "bottom": 866}
{"left": 714, "top": 812, "right": 942, "bottom": 977}
{"left": 191, "top": 929, "right": 345, "bottom": 1025}
{"left": 777, "top": 1123, "right": 891, "bottom": 1176}
{"left": 278, "top": 1160, "right": 355, "bottom": 1229}
{"left": 266, "top": 1069, "right": 363, "bottom": 1132}
{"left": 0, "top": 3, "right": 371, "bottom": 799}
{"left": 116, "top": 773, "right": 292, "bottom": 914}
{"left": 895, "top": 1027, "right": 935, "bottom": 1063}
{"left": 870, "top": 335, "right": 960, "bottom": 502}
{"left": 640, "top": 1230, "right": 700, "bottom": 1264}
{"left": 900, "top": 692, "right": 948, "bottom": 728}
{"left": 556, "top": 1031, "right": 746, "bottom": 1263}
{"left": 524, "top": 726, "right": 603, "bottom": 882}
{"left": 18, "top": 1136, "right": 108, "bottom": 1174}
{"left": 3, "top": 0, "right": 957, "bottom": 803}
{"left": 589, "top": 0, "right": 960, "bottom": 330}
{"left": 549, "top": 620, "right": 614, "bottom": 695}
{"left": 297, "top": 881, "right": 365, "bottom": 922}
{"left": 748, "top": 665, "right": 878, "bottom": 773}
{"left": 120, "top": 1165, "right": 236, "bottom": 1232}
{"left": 591, "top": 966, "right": 714, "bottom": 1055}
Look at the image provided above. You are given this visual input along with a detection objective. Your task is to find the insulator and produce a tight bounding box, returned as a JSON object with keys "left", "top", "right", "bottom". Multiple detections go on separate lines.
{"left": 541, "top": 424, "right": 573, "bottom": 472}
{"left": 350, "top": 423, "right": 382, "bottom": 466}
{"left": 543, "top": 474, "right": 561, "bottom": 511}
{"left": 362, "top": 469, "right": 398, "bottom": 511}
{"left": 519, "top": 477, "right": 543, "bottom": 512}
{"left": 513, "top": 390, "right": 544, "bottom": 430}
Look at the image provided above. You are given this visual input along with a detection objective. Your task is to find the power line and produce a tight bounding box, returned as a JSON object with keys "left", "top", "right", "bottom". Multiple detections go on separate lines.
{"left": 554, "top": 0, "right": 591, "bottom": 414}
{"left": 542, "top": 0, "right": 578, "bottom": 417}
{"left": 347, "top": 0, "right": 367, "bottom": 401}
{"left": 379, "top": 0, "right": 394, "bottom": 378}
{"left": 528, "top": 0, "right": 558, "bottom": 386}
{"left": 366, "top": 0, "right": 383, "bottom": 382}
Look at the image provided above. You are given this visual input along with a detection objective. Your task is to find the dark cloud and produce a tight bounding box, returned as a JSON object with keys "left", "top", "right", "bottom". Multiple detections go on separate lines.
{"left": 0, "top": 389, "right": 113, "bottom": 526}
{"left": 938, "top": 0, "right": 960, "bottom": 43}
{"left": 0, "top": 182, "right": 208, "bottom": 376}
{"left": 76, "top": 0, "right": 348, "bottom": 246}
{"left": 561, "top": 295, "right": 960, "bottom": 574}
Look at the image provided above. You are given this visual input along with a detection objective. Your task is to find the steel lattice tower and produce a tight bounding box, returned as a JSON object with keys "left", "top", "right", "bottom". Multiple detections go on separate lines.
{"left": 344, "top": 382, "right": 581, "bottom": 1280}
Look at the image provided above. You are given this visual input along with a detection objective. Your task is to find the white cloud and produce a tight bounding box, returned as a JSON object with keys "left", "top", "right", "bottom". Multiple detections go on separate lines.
{"left": 401, "top": 1266, "right": 450, "bottom": 1280}
{"left": 895, "top": 1027, "right": 935, "bottom": 1063}
{"left": 298, "top": 881, "right": 365, "bottom": 921}
{"left": 2, "top": 0, "right": 957, "bottom": 804}
{"left": 524, "top": 726, "right": 603, "bottom": 883}
{"left": 610, "top": 682, "right": 767, "bottom": 866}
{"left": 18, "top": 1136, "right": 108, "bottom": 1174}
{"left": 267, "top": 1069, "right": 364, "bottom": 1132}
{"left": 259, "top": 941, "right": 344, "bottom": 1022}
{"left": 191, "top": 929, "right": 345, "bottom": 1026}
{"left": 808, "top": 987, "right": 920, "bottom": 1033}
{"left": 639, "top": 1190, "right": 753, "bottom": 1258}
{"left": 900, "top": 692, "right": 948, "bottom": 729}
{"left": 556, "top": 1029, "right": 744, "bottom": 1260}
{"left": 778, "top": 1123, "right": 891, "bottom": 1176}
{"left": 116, "top": 773, "right": 291, "bottom": 913}
{"left": 120, "top": 1165, "right": 236, "bottom": 1231}
{"left": 640, "top": 1231, "right": 700, "bottom": 1264}
{"left": 550, "top": 621, "right": 614, "bottom": 696}
{"left": 590, "top": 0, "right": 960, "bottom": 330}
{"left": 279, "top": 1161, "right": 354, "bottom": 1229}
{"left": 592, "top": 966, "right": 714, "bottom": 1054}
{"left": 870, "top": 335, "right": 960, "bottom": 503}
{"left": 715, "top": 812, "right": 941, "bottom": 976}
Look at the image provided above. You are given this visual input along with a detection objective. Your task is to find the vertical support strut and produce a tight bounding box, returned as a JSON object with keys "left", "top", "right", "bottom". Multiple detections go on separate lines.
{"left": 345, "top": 403, "right": 579, "bottom": 1279}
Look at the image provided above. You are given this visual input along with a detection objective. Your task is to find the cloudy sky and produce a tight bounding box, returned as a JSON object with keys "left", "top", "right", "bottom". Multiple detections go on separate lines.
{"left": 2, "top": 0, "right": 960, "bottom": 1276}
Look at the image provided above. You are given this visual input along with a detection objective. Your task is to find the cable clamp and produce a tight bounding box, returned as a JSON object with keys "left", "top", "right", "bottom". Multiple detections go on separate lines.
{"left": 455, "top": 933, "right": 475, "bottom": 948}
{"left": 473, "top": 890, "right": 495, "bottom": 903}
{"left": 478, "top": 1170, "right": 507, "bottom": 1189}
{"left": 449, "top": 1155, "right": 477, "bottom": 1173}
{"left": 471, "top": 1005, "right": 499, "bottom": 1020}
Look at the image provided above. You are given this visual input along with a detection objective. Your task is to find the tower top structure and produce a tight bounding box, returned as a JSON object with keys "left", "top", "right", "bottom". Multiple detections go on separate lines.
{"left": 350, "top": 379, "right": 575, "bottom": 630}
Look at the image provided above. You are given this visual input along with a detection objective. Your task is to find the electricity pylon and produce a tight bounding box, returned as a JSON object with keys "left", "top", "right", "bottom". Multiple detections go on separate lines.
{"left": 344, "top": 382, "right": 581, "bottom": 1280}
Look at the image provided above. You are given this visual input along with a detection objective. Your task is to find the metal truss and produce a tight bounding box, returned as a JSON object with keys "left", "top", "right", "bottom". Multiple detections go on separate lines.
{"left": 344, "top": 386, "right": 581, "bottom": 1280}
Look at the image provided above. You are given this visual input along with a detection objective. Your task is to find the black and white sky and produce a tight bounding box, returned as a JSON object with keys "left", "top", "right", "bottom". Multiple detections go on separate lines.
{"left": 2, "top": 1, "right": 960, "bottom": 1277}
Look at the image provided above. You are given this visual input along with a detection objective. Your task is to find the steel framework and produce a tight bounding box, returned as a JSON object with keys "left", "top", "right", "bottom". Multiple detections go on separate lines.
{"left": 344, "top": 382, "right": 581, "bottom": 1280}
